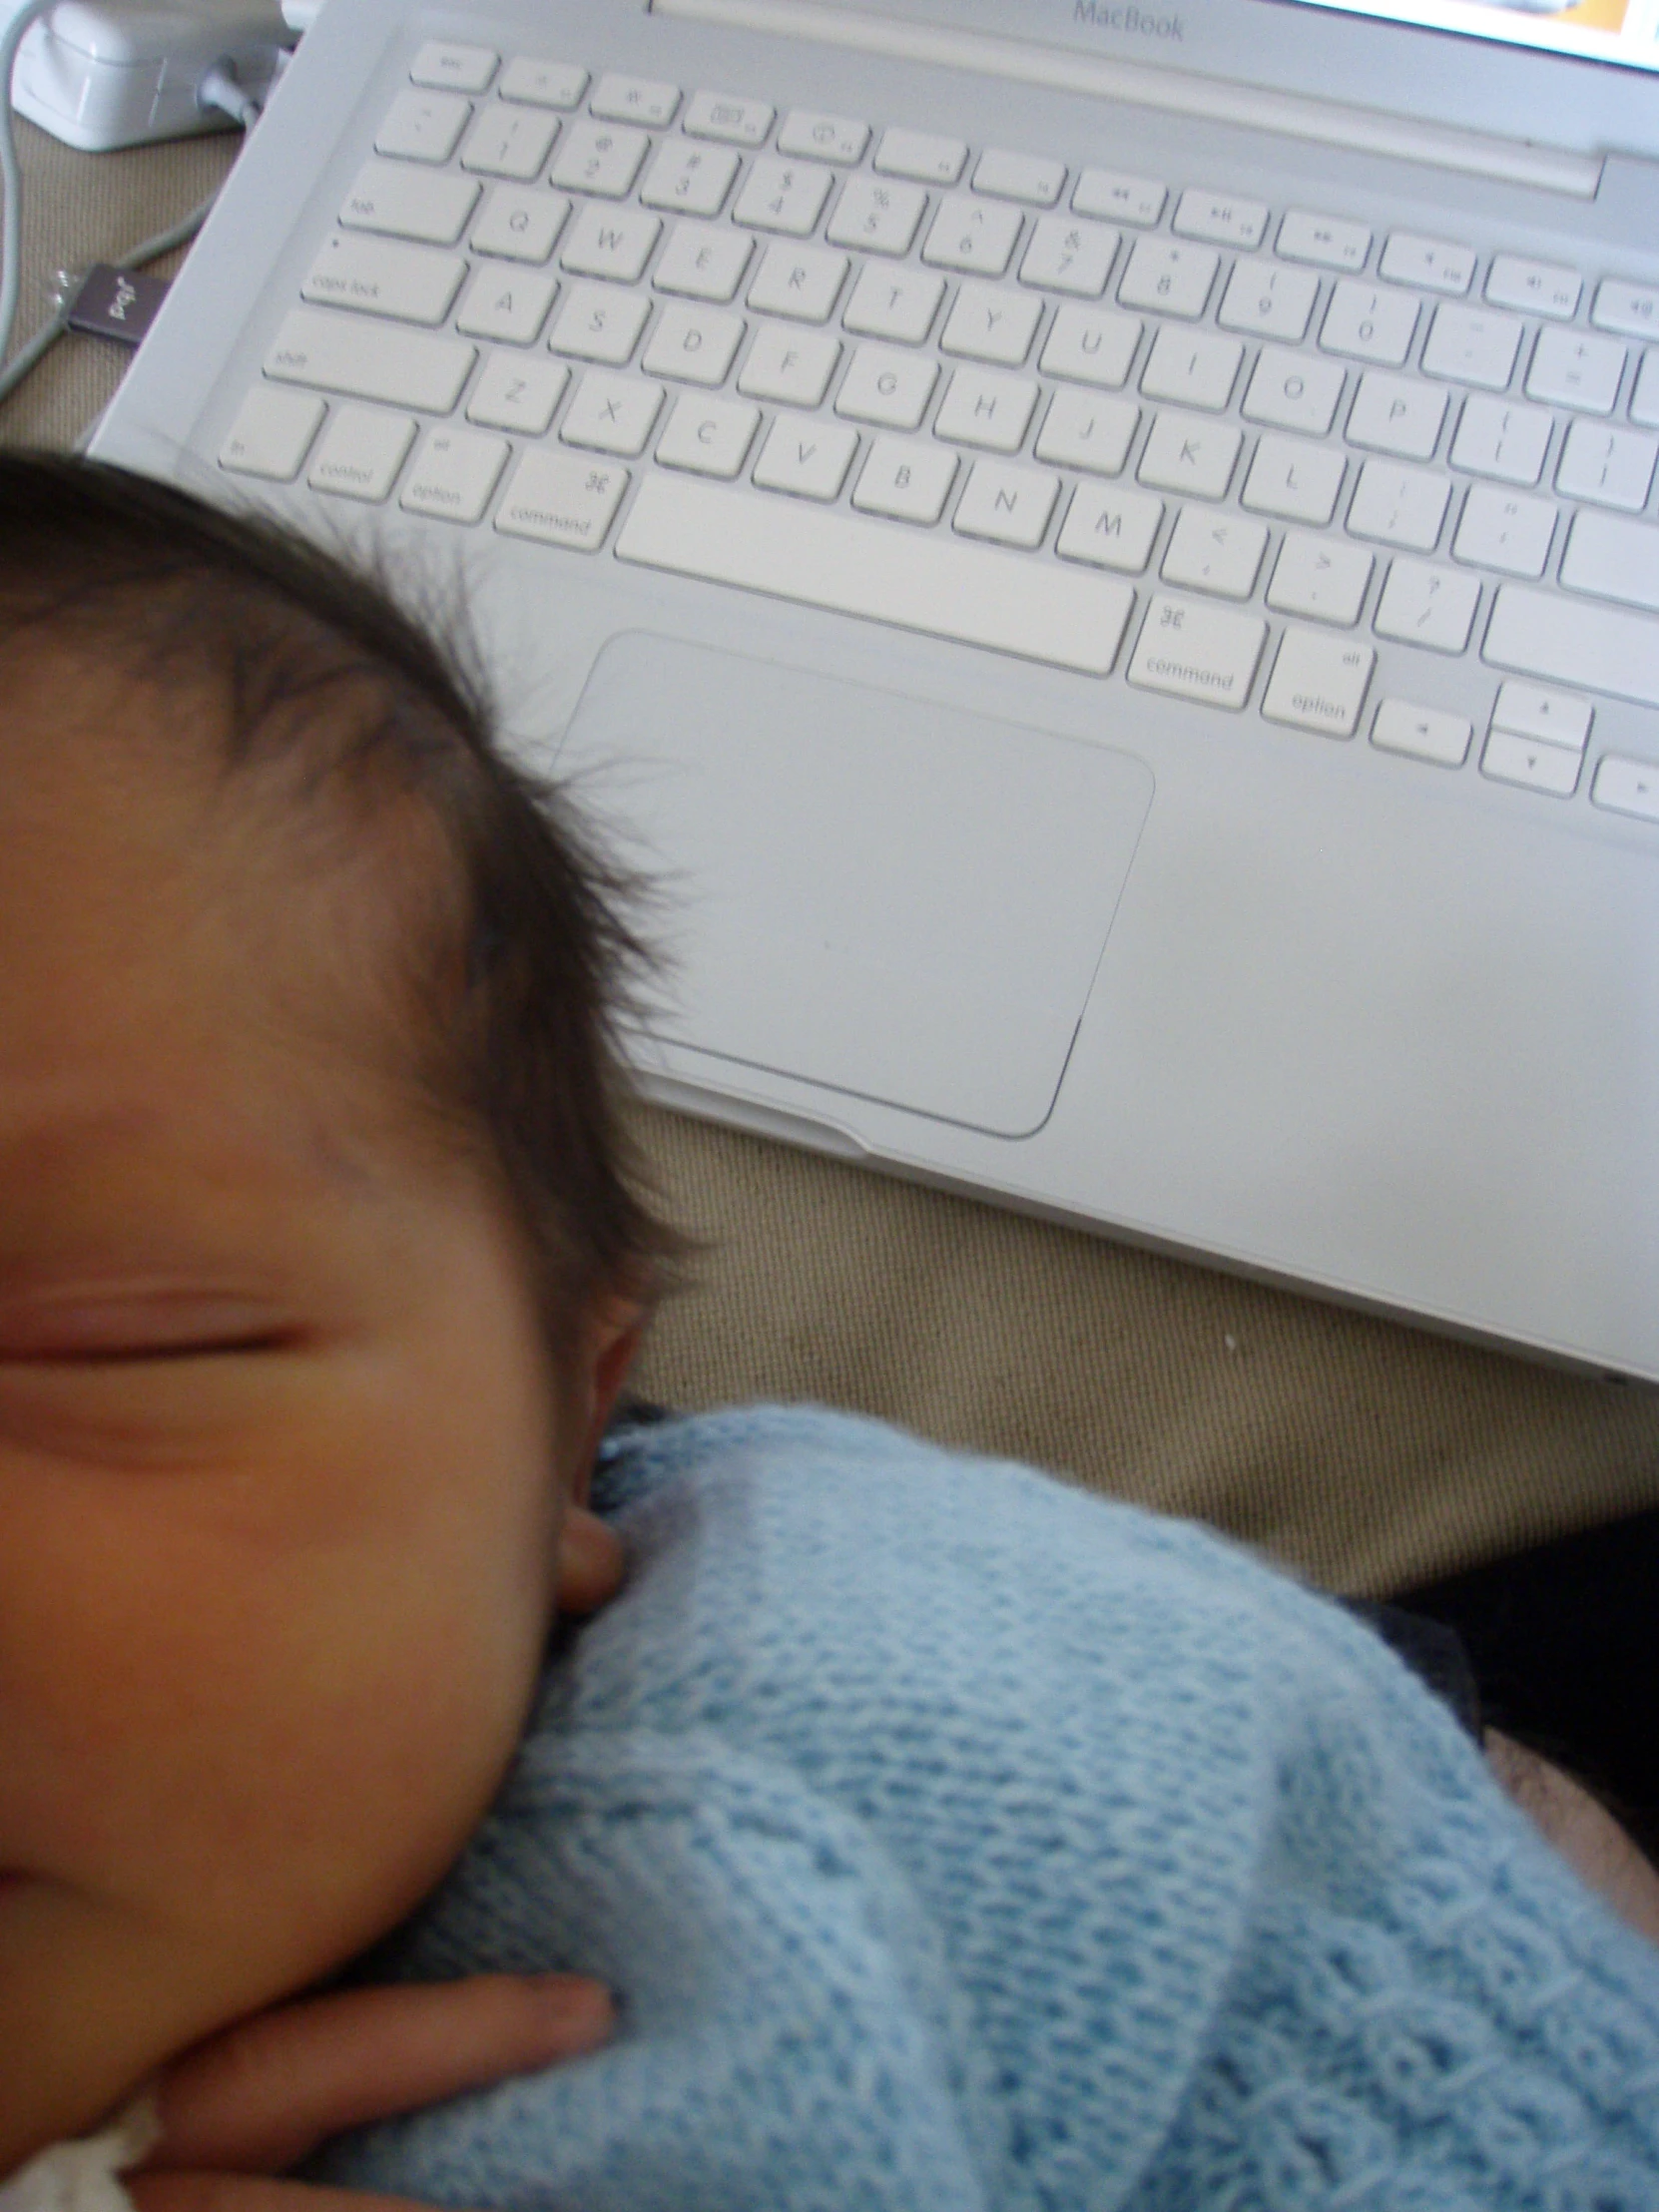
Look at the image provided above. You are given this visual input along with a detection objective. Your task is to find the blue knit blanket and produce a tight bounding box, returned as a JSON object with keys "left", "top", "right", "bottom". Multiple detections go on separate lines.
{"left": 312, "top": 1406, "right": 1659, "bottom": 2210}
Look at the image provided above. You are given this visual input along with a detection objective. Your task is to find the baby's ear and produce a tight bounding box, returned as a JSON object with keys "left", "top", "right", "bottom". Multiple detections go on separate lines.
{"left": 566, "top": 1289, "right": 647, "bottom": 1507}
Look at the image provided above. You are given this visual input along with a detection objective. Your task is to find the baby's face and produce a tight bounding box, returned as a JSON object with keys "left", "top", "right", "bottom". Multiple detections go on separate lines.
{"left": 0, "top": 649, "right": 596, "bottom": 2169}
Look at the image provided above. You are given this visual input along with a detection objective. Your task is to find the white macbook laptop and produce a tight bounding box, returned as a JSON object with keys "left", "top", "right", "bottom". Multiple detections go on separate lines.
{"left": 81, "top": 0, "right": 1659, "bottom": 1377}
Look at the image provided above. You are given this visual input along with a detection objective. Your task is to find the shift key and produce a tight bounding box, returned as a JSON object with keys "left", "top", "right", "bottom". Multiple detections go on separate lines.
{"left": 266, "top": 307, "right": 475, "bottom": 413}
{"left": 1483, "top": 583, "right": 1659, "bottom": 710}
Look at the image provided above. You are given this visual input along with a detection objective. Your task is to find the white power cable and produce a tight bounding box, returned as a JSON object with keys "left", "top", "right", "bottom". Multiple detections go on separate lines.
{"left": 0, "top": 8, "right": 264, "bottom": 409}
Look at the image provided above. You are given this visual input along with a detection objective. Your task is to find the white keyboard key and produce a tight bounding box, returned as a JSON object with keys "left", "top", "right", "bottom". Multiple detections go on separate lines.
{"left": 1263, "top": 628, "right": 1374, "bottom": 737}
{"left": 1216, "top": 259, "right": 1318, "bottom": 343}
{"left": 851, "top": 435, "right": 958, "bottom": 524}
{"left": 466, "top": 350, "right": 568, "bottom": 434}
{"left": 1056, "top": 482, "right": 1162, "bottom": 572}
{"left": 1242, "top": 346, "right": 1345, "bottom": 435}
{"left": 683, "top": 90, "right": 774, "bottom": 146}
{"left": 219, "top": 385, "right": 324, "bottom": 480}
{"left": 1555, "top": 421, "right": 1658, "bottom": 512}
{"left": 737, "top": 322, "right": 839, "bottom": 406}
{"left": 1137, "top": 409, "right": 1241, "bottom": 500}
{"left": 1320, "top": 280, "right": 1418, "bottom": 367}
{"left": 1033, "top": 386, "right": 1138, "bottom": 475}
{"left": 654, "top": 220, "right": 752, "bottom": 302}
{"left": 974, "top": 149, "right": 1064, "bottom": 206}
{"left": 1276, "top": 209, "right": 1370, "bottom": 273}
{"left": 952, "top": 458, "right": 1060, "bottom": 549}
{"left": 266, "top": 307, "right": 474, "bottom": 412}
{"left": 1373, "top": 557, "right": 1479, "bottom": 653}
{"left": 1372, "top": 699, "right": 1470, "bottom": 767}
{"left": 940, "top": 281, "right": 1042, "bottom": 366}
{"left": 1490, "top": 680, "right": 1591, "bottom": 750}
{"left": 1593, "top": 280, "right": 1659, "bottom": 341}
{"left": 734, "top": 157, "right": 835, "bottom": 237}
{"left": 1379, "top": 232, "right": 1473, "bottom": 294}
{"left": 1241, "top": 434, "right": 1345, "bottom": 525}
{"left": 1633, "top": 350, "right": 1659, "bottom": 430}
{"left": 400, "top": 424, "right": 510, "bottom": 523}
{"left": 460, "top": 104, "right": 558, "bottom": 180}
{"left": 340, "top": 161, "right": 479, "bottom": 246}
{"left": 1448, "top": 394, "right": 1550, "bottom": 486}
{"left": 559, "top": 369, "right": 662, "bottom": 455}
{"left": 498, "top": 58, "right": 587, "bottom": 110}
{"left": 548, "top": 281, "right": 651, "bottom": 364}
{"left": 561, "top": 203, "right": 661, "bottom": 282}
{"left": 1592, "top": 753, "right": 1659, "bottom": 823}
{"left": 1453, "top": 484, "right": 1554, "bottom": 578}
{"left": 1072, "top": 168, "right": 1165, "bottom": 227}
{"left": 1346, "top": 370, "right": 1445, "bottom": 461}
{"left": 614, "top": 474, "right": 1136, "bottom": 675}
{"left": 455, "top": 267, "right": 557, "bottom": 345}
{"left": 472, "top": 185, "right": 570, "bottom": 264}
{"left": 842, "top": 265, "right": 944, "bottom": 344}
{"left": 1559, "top": 509, "right": 1659, "bottom": 612}
{"left": 746, "top": 242, "right": 847, "bottom": 323}
{"left": 1173, "top": 190, "right": 1268, "bottom": 251}
{"left": 1346, "top": 459, "right": 1449, "bottom": 552}
{"left": 640, "top": 140, "right": 740, "bottom": 218}
{"left": 1484, "top": 582, "right": 1659, "bottom": 707}
{"left": 834, "top": 342, "right": 937, "bottom": 429}
{"left": 1420, "top": 302, "right": 1521, "bottom": 392}
{"left": 779, "top": 109, "right": 869, "bottom": 163}
{"left": 1160, "top": 508, "right": 1267, "bottom": 599}
{"left": 1139, "top": 325, "right": 1241, "bottom": 412}
{"left": 874, "top": 126, "right": 966, "bottom": 184}
{"left": 827, "top": 175, "right": 927, "bottom": 257}
{"left": 410, "top": 41, "right": 496, "bottom": 94}
{"left": 549, "top": 120, "right": 650, "bottom": 199}
{"left": 375, "top": 88, "right": 469, "bottom": 164}
{"left": 590, "top": 73, "right": 680, "bottom": 127}
{"left": 1481, "top": 727, "right": 1579, "bottom": 796}
{"left": 1525, "top": 326, "right": 1624, "bottom": 414}
{"left": 642, "top": 302, "right": 745, "bottom": 385}
{"left": 1484, "top": 256, "right": 1580, "bottom": 319}
{"left": 1266, "top": 531, "right": 1372, "bottom": 625}
{"left": 753, "top": 411, "right": 859, "bottom": 500}
{"left": 496, "top": 449, "right": 628, "bottom": 548}
{"left": 1128, "top": 594, "right": 1265, "bottom": 709}
{"left": 1117, "top": 236, "right": 1216, "bottom": 319}
{"left": 934, "top": 365, "right": 1039, "bottom": 452}
{"left": 655, "top": 392, "right": 759, "bottom": 477}
{"left": 306, "top": 402, "right": 415, "bottom": 501}
{"left": 1020, "top": 215, "right": 1117, "bottom": 298}
{"left": 922, "top": 195, "right": 1023, "bottom": 276}
{"left": 1040, "top": 303, "right": 1141, "bottom": 389}
{"left": 301, "top": 234, "right": 465, "bottom": 326}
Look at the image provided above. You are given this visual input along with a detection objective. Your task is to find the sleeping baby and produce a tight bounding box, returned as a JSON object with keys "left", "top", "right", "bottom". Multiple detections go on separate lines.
{"left": 1, "top": 450, "right": 1656, "bottom": 2212}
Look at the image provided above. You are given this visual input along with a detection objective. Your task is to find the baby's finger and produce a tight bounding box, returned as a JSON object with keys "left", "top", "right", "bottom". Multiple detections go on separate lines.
{"left": 130, "top": 2173, "right": 459, "bottom": 2212}
{"left": 148, "top": 1974, "right": 613, "bottom": 2174}
{"left": 555, "top": 1506, "right": 626, "bottom": 1616}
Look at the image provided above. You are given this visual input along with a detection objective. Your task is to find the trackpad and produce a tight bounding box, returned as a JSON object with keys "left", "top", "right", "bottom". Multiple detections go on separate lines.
{"left": 554, "top": 635, "right": 1153, "bottom": 1139}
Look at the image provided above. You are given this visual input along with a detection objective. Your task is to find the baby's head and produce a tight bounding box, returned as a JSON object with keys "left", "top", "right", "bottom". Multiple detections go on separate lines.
{"left": 0, "top": 454, "right": 673, "bottom": 2168}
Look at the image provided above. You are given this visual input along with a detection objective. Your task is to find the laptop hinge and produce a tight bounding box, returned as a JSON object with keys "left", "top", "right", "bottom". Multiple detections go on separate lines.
{"left": 651, "top": 0, "right": 1602, "bottom": 199}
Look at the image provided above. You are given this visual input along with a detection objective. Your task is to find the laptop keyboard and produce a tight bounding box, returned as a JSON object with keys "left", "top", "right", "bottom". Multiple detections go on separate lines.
{"left": 220, "top": 37, "right": 1659, "bottom": 826}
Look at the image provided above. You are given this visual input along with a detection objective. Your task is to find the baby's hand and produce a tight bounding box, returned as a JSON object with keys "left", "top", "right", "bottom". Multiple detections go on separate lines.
{"left": 130, "top": 1973, "right": 613, "bottom": 2212}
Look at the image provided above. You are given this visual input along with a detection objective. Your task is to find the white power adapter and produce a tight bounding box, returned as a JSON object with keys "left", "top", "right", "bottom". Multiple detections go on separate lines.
{"left": 9, "top": 0, "right": 291, "bottom": 150}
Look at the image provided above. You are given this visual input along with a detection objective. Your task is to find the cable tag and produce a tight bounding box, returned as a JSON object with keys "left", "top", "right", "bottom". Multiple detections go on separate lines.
{"left": 65, "top": 265, "right": 170, "bottom": 345}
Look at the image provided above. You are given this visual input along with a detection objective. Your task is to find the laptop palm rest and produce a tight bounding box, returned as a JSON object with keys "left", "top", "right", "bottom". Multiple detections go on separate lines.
{"left": 553, "top": 634, "right": 1154, "bottom": 1139}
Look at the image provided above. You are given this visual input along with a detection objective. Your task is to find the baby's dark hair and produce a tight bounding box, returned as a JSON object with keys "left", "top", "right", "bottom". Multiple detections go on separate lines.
{"left": 0, "top": 449, "right": 679, "bottom": 1356}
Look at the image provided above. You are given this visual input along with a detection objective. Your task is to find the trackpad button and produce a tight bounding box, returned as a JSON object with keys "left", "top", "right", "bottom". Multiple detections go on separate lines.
{"left": 555, "top": 636, "right": 1153, "bottom": 1138}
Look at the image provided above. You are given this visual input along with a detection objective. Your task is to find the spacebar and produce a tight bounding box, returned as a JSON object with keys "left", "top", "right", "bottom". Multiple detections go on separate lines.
{"left": 1483, "top": 583, "right": 1659, "bottom": 708}
{"left": 614, "top": 476, "right": 1134, "bottom": 679}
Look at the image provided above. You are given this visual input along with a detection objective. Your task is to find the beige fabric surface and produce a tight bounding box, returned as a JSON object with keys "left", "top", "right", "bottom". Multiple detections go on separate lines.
{"left": 6, "top": 120, "right": 1658, "bottom": 1596}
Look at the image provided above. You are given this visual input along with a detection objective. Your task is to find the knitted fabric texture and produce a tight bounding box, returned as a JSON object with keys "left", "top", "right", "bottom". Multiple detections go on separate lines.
{"left": 310, "top": 1406, "right": 1659, "bottom": 2210}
